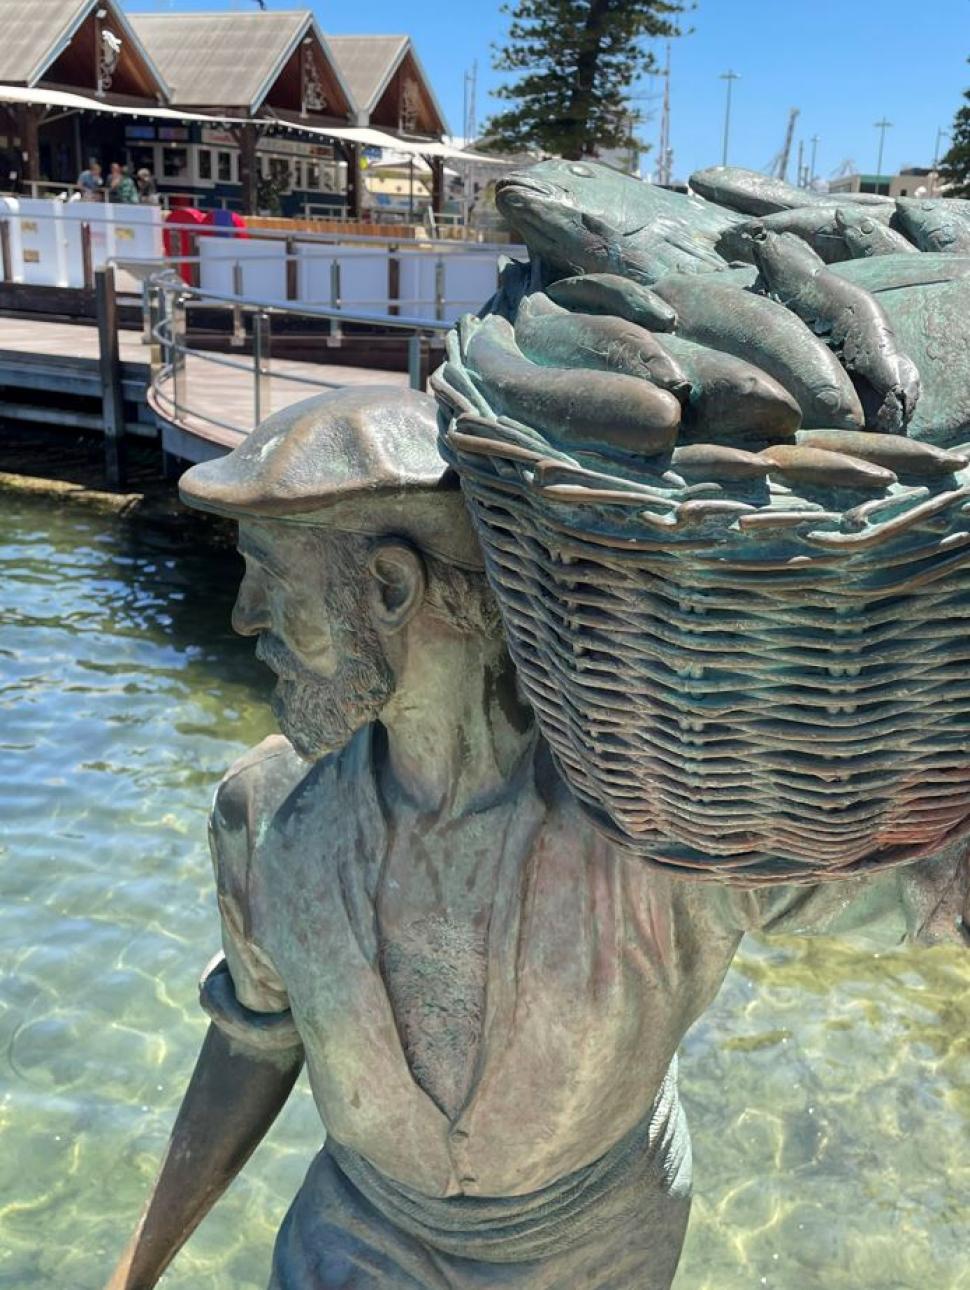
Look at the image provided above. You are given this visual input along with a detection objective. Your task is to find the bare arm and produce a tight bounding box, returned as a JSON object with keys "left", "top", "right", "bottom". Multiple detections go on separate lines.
{"left": 106, "top": 961, "right": 304, "bottom": 1290}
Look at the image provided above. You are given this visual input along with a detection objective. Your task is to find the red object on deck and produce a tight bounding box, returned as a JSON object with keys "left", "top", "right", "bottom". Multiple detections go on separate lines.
{"left": 203, "top": 209, "right": 248, "bottom": 238}
{"left": 162, "top": 208, "right": 208, "bottom": 284}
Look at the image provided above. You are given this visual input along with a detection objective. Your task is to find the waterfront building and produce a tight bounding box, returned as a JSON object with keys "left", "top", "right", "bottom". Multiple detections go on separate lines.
{"left": 0, "top": 1, "right": 460, "bottom": 219}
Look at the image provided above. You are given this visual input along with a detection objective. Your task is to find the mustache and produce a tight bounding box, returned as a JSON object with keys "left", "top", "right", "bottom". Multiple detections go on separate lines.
{"left": 254, "top": 634, "right": 305, "bottom": 679}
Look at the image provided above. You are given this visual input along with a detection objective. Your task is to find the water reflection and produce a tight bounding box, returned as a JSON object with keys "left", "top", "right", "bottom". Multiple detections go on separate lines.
{"left": 0, "top": 493, "right": 966, "bottom": 1289}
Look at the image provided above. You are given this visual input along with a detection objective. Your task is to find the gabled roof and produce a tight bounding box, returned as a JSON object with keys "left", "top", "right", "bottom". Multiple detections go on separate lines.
{"left": 326, "top": 35, "right": 407, "bottom": 115}
{"left": 328, "top": 34, "right": 447, "bottom": 134}
{"left": 0, "top": 0, "right": 170, "bottom": 95}
{"left": 130, "top": 9, "right": 353, "bottom": 116}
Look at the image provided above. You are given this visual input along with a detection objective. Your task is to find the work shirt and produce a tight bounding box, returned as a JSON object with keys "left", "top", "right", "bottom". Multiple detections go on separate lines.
{"left": 209, "top": 728, "right": 969, "bottom": 1203}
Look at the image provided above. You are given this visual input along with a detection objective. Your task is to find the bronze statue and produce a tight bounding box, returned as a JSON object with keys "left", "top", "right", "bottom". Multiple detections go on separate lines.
{"left": 107, "top": 383, "right": 968, "bottom": 1290}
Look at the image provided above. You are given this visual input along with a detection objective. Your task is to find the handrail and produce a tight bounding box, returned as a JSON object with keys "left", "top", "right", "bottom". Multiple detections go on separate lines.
{"left": 144, "top": 265, "right": 451, "bottom": 441}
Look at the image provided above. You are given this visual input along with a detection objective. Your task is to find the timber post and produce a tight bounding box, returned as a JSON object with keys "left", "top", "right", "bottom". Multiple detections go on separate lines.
{"left": 81, "top": 222, "right": 94, "bottom": 291}
{"left": 96, "top": 265, "right": 127, "bottom": 488}
{"left": 234, "top": 123, "right": 262, "bottom": 216}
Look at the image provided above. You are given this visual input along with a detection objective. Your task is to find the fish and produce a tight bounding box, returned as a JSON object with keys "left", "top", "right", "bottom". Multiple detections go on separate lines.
{"left": 748, "top": 229, "right": 920, "bottom": 432}
{"left": 544, "top": 273, "right": 677, "bottom": 331}
{"left": 650, "top": 271, "right": 864, "bottom": 429}
{"left": 461, "top": 314, "right": 681, "bottom": 457}
{"left": 654, "top": 333, "right": 801, "bottom": 445}
{"left": 670, "top": 443, "right": 770, "bottom": 481}
{"left": 759, "top": 444, "right": 897, "bottom": 491}
{"left": 689, "top": 166, "right": 835, "bottom": 216}
{"left": 795, "top": 430, "right": 968, "bottom": 479}
{"left": 834, "top": 209, "right": 917, "bottom": 259}
{"left": 717, "top": 204, "right": 909, "bottom": 265}
{"left": 863, "top": 274, "right": 970, "bottom": 447}
{"left": 494, "top": 159, "right": 736, "bottom": 284}
{"left": 513, "top": 304, "right": 690, "bottom": 398}
{"left": 893, "top": 198, "right": 970, "bottom": 253}
{"left": 829, "top": 252, "right": 970, "bottom": 293}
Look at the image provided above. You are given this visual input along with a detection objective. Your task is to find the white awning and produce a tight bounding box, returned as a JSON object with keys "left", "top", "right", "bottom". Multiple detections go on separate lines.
{"left": 0, "top": 82, "right": 235, "bottom": 124}
{"left": 261, "top": 118, "right": 502, "bottom": 163}
{"left": 0, "top": 83, "right": 514, "bottom": 163}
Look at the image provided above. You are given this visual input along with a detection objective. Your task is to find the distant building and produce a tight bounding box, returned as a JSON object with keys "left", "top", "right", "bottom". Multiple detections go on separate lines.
{"left": 829, "top": 167, "right": 945, "bottom": 199}
{"left": 0, "top": 2, "right": 456, "bottom": 217}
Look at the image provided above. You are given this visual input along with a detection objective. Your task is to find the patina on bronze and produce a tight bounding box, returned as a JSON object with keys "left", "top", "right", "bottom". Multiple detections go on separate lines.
{"left": 452, "top": 159, "right": 970, "bottom": 884}
{"left": 107, "top": 380, "right": 968, "bottom": 1290}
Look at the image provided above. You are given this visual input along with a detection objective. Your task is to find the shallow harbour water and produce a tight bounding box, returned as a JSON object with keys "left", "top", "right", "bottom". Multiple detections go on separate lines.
{"left": 0, "top": 493, "right": 967, "bottom": 1290}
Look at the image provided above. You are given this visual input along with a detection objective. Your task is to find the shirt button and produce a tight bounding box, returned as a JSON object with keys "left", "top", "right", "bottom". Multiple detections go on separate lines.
{"left": 451, "top": 1128, "right": 469, "bottom": 1141}
{"left": 460, "top": 1175, "right": 477, "bottom": 1186}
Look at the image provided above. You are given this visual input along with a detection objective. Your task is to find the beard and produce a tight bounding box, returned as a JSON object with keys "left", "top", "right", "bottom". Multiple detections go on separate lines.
{"left": 259, "top": 632, "right": 395, "bottom": 762}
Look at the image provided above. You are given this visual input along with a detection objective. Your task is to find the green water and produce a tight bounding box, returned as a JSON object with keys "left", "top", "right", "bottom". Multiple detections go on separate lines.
{"left": 0, "top": 493, "right": 967, "bottom": 1290}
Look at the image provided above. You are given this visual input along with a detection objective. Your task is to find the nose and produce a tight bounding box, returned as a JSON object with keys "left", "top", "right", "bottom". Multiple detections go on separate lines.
{"left": 231, "top": 572, "right": 271, "bottom": 637}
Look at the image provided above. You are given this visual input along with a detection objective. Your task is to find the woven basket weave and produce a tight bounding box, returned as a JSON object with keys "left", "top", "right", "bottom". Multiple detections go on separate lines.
{"left": 434, "top": 371, "right": 970, "bottom": 886}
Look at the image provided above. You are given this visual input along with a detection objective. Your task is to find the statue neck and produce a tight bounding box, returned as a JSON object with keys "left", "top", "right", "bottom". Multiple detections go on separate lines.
{"left": 379, "top": 627, "right": 534, "bottom": 819}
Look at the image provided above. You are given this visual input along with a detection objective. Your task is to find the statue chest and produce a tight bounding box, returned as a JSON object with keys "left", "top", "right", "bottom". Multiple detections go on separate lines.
{"left": 378, "top": 914, "right": 488, "bottom": 1122}
{"left": 375, "top": 824, "right": 497, "bottom": 1122}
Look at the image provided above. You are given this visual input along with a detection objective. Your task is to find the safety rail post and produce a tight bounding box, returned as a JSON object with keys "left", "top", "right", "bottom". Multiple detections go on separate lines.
{"left": 147, "top": 283, "right": 163, "bottom": 379}
{"left": 387, "top": 243, "right": 400, "bottom": 317}
{"left": 81, "top": 222, "right": 94, "bottom": 292}
{"left": 231, "top": 261, "right": 245, "bottom": 348}
{"left": 407, "top": 333, "right": 430, "bottom": 391}
{"left": 170, "top": 291, "right": 187, "bottom": 419}
{"left": 328, "top": 258, "right": 342, "bottom": 347}
{"left": 0, "top": 220, "right": 11, "bottom": 283}
{"left": 434, "top": 257, "right": 446, "bottom": 322}
{"left": 285, "top": 235, "right": 298, "bottom": 302}
{"left": 253, "top": 309, "right": 271, "bottom": 428}
{"left": 95, "top": 265, "right": 126, "bottom": 487}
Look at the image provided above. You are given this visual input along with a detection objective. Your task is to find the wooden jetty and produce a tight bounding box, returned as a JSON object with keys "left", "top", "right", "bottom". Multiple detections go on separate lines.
{"left": 0, "top": 272, "right": 421, "bottom": 485}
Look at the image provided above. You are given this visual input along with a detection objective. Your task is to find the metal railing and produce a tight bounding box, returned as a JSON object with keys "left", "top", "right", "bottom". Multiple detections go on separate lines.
{"left": 0, "top": 204, "right": 516, "bottom": 300}
{"left": 143, "top": 264, "right": 453, "bottom": 440}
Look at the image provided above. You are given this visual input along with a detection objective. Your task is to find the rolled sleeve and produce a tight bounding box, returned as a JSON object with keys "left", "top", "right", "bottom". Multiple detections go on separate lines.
{"left": 199, "top": 953, "right": 302, "bottom": 1055}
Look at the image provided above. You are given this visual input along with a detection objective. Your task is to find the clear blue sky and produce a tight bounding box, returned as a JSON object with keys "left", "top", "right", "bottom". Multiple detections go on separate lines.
{"left": 125, "top": 0, "right": 969, "bottom": 182}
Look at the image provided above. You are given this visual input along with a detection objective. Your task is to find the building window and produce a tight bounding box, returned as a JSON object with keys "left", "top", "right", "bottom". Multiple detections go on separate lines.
{"left": 217, "top": 151, "right": 233, "bottom": 183}
{"left": 307, "top": 161, "right": 320, "bottom": 190}
{"left": 162, "top": 146, "right": 189, "bottom": 180}
{"left": 270, "top": 158, "right": 291, "bottom": 190}
{"left": 198, "top": 148, "right": 212, "bottom": 180}
{"left": 293, "top": 159, "right": 303, "bottom": 189}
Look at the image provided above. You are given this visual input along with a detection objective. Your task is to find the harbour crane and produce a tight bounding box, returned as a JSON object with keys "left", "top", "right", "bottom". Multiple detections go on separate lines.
{"left": 766, "top": 108, "right": 800, "bottom": 182}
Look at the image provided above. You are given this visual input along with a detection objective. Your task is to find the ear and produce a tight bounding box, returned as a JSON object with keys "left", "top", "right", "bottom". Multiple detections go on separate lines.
{"left": 365, "top": 539, "right": 426, "bottom": 633}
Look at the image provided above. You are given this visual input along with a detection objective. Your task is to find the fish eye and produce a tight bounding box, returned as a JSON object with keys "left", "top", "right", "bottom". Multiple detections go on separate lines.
{"left": 860, "top": 219, "right": 874, "bottom": 233}
{"left": 568, "top": 163, "right": 594, "bottom": 178}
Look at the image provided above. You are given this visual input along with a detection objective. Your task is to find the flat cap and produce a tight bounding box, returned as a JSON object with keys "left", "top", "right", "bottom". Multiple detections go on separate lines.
{"left": 179, "top": 386, "right": 484, "bottom": 570}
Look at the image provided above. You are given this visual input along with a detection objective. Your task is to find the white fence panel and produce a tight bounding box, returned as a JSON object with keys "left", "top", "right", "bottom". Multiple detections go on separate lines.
{"left": 11, "top": 198, "right": 67, "bottom": 286}
{"left": 199, "top": 238, "right": 287, "bottom": 301}
{"left": 297, "top": 246, "right": 388, "bottom": 310}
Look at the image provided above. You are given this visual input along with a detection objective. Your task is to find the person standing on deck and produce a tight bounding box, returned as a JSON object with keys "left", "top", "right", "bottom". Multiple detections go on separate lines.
{"left": 76, "top": 159, "right": 102, "bottom": 201}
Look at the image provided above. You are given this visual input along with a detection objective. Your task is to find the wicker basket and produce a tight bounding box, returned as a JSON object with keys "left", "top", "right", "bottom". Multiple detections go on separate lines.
{"left": 434, "top": 372, "right": 970, "bottom": 886}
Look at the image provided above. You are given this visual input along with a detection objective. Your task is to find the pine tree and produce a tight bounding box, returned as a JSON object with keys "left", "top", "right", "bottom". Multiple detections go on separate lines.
{"left": 482, "top": 0, "right": 689, "bottom": 160}
{"left": 939, "top": 63, "right": 970, "bottom": 198}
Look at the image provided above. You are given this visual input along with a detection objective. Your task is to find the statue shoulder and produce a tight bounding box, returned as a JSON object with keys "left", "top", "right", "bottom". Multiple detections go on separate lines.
{"left": 210, "top": 734, "right": 309, "bottom": 846}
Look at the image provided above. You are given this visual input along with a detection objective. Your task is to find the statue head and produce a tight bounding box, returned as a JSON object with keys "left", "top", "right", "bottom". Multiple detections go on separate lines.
{"left": 179, "top": 387, "right": 498, "bottom": 760}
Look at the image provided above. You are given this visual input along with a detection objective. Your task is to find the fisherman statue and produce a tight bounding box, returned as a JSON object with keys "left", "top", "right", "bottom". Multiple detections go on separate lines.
{"left": 109, "top": 164, "right": 970, "bottom": 1288}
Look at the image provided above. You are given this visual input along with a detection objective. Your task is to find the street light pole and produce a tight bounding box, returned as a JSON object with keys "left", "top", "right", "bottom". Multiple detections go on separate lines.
{"left": 933, "top": 126, "right": 950, "bottom": 168}
{"left": 810, "top": 134, "right": 819, "bottom": 188}
{"left": 720, "top": 70, "right": 740, "bottom": 167}
{"left": 874, "top": 117, "right": 892, "bottom": 184}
